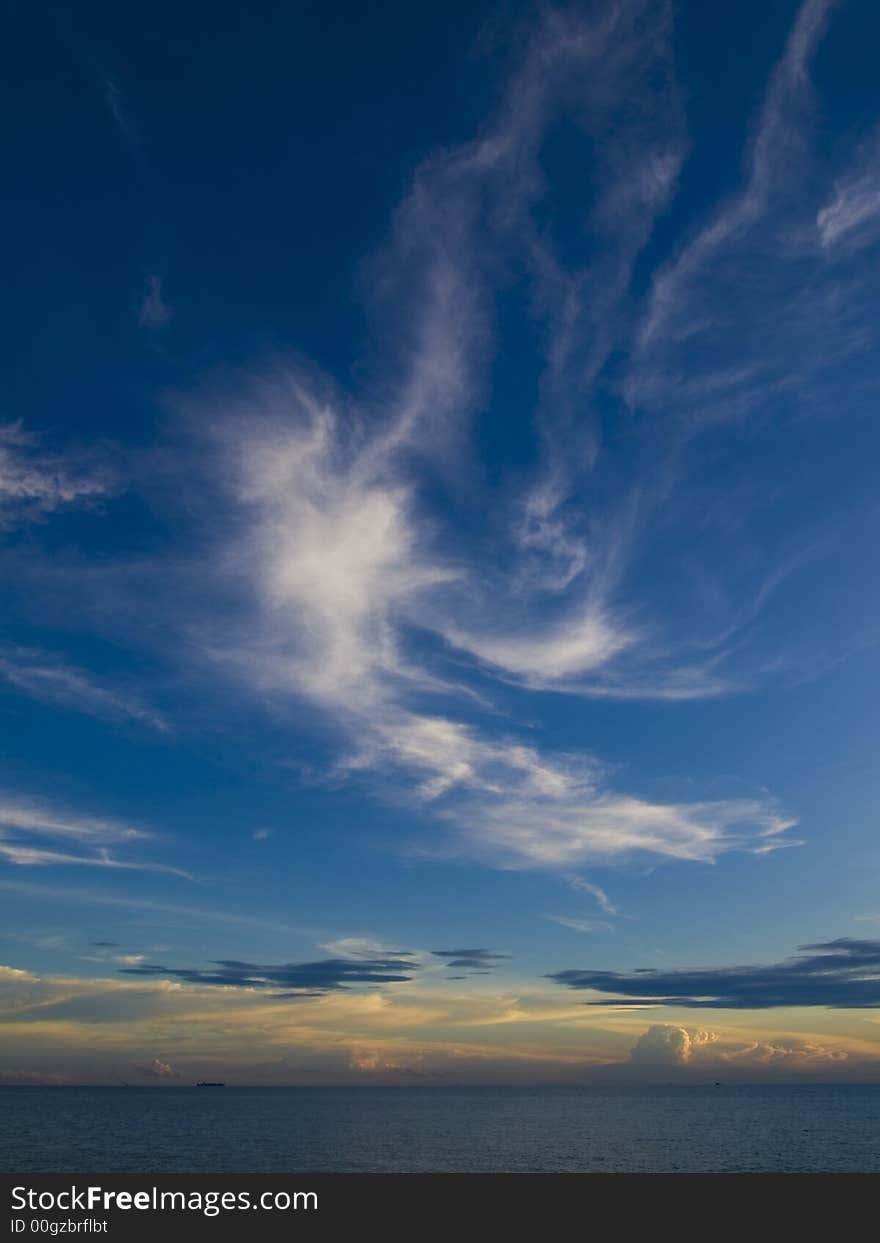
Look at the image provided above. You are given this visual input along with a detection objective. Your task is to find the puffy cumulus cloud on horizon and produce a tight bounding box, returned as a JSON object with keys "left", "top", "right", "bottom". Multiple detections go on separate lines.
{"left": 142, "top": 1057, "right": 177, "bottom": 1078}
{"left": 629, "top": 1024, "right": 718, "bottom": 1068}
{"left": 623, "top": 1023, "right": 853, "bottom": 1079}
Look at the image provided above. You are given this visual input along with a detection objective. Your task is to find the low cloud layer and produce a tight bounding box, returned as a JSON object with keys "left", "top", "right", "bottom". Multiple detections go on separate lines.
{"left": 0, "top": 963, "right": 876, "bottom": 1086}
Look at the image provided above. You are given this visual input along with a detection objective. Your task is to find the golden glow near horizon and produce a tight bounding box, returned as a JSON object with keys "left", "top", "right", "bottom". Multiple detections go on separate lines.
{"left": 1, "top": 964, "right": 878, "bottom": 1087}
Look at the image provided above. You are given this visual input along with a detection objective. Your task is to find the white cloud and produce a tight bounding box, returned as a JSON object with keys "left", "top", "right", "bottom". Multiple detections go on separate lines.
{"left": 626, "top": 1024, "right": 849, "bottom": 1078}
{"left": 201, "top": 5, "right": 686, "bottom": 709}
{"left": 442, "top": 609, "right": 632, "bottom": 685}
{"left": 212, "top": 385, "right": 454, "bottom": 712}
{"left": 452, "top": 782, "right": 796, "bottom": 870}
{"left": 564, "top": 876, "right": 622, "bottom": 916}
{"left": 0, "top": 842, "right": 188, "bottom": 878}
{"left": 138, "top": 275, "right": 171, "bottom": 327}
{"left": 100, "top": 73, "right": 148, "bottom": 171}
{"left": 629, "top": 1024, "right": 717, "bottom": 1067}
{"left": 361, "top": 713, "right": 797, "bottom": 869}
{"left": 167, "top": 2, "right": 807, "bottom": 880}
{"left": 0, "top": 794, "right": 188, "bottom": 878}
{"left": 317, "top": 938, "right": 413, "bottom": 962}
{"left": 142, "top": 1057, "right": 177, "bottom": 1078}
{"left": 721, "top": 1038, "right": 848, "bottom": 1067}
{"left": 545, "top": 916, "right": 613, "bottom": 934}
{"left": 0, "top": 421, "right": 112, "bottom": 529}
{"left": 638, "top": 0, "right": 837, "bottom": 349}
{"left": 818, "top": 181, "right": 880, "bottom": 248}
{"left": 173, "top": 0, "right": 755, "bottom": 721}
{"left": 193, "top": 363, "right": 798, "bottom": 871}
{"left": 0, "top": 878, "right": 309, "bottom": 936}
{"left": 0, "top": 796, "right": 147, "bottom": 845}
{"left": 0, "top": 646, "right": 167, "bottom": 731}
{"left": 817, "top": 128, "right": 880, "bottom": 250}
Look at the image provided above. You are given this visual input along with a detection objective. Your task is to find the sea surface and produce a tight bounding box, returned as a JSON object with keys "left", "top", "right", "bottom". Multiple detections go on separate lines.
{"left": 3, "top": 1085, "right": 880, "bottom": 1173}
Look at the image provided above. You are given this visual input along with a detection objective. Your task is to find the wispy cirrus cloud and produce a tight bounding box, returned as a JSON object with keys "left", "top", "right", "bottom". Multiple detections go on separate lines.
{"left": 816, "top": 126, "right": 880, "bottom": 251}
{"left": 0, "top": 878, "right": 309, "bottom": 936}
{"left": 23, "top": 0, "right": 877, "bottom": 892}
{"left": 0, "top": 422, "right": 113, "bottom": 530}
{"left": 546, "top": 916, "right": 613, "bottom": 934}
{"left": 198, "top": 0, "right": 688, "bottom": 709}
{"left": 563, "top": 875, "right": 623, "bottom": 916}
{"left": 349, "top": 713, "right": 797, "bottom": 869}
{"left": 0, "top": 796, "right": 147, "bottom": 846}
{"left": 208, "top": 381, "right": 453, "bottom": 712}
{"left": 176, "top": 1, "right": 810, "bottom": 877}
{"left": 0, "top": 794, "right": 188, "bottom": 878}
{"left": 0, "top": 646, "right": 167, "bottom": 731}
{"left": 636, "top": 0, "right": 837, "bottom": 350}
{"left": 99, "top": 72, "right": 149, "bottom": 171}
{"left": 317, "top": 937, "right": 423, "bottom": 964}
{"left": 138, "top": 274, "right": 171, "bottom": 328}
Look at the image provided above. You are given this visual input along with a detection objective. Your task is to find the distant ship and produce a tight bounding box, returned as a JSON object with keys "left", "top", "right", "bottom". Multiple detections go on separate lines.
{"left": 195, "top": 1081, "right": 225, "bottom": 1087}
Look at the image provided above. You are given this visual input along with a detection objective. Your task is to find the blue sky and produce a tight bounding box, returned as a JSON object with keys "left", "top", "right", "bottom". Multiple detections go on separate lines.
{"left": 1, "top": 0, "right": 879, "bottom": 1084}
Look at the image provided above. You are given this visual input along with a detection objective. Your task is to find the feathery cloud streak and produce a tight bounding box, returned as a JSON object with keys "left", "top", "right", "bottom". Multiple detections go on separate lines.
{"left": 181, "top": 1, "right": 827, "bottom": 873}
{"left": 0, "top": 422, "right": 112, "bottom": 530}
{"left": 0, "top": 646, "right": 167, "bottom": 731}
{"left": 0, "top": 794, "right": 186, "bottom": 878}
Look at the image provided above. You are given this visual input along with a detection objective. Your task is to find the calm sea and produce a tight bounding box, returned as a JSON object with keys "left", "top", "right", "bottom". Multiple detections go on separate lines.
{"left": 3, "top": 1085, "right": 879, "bottom": 1173}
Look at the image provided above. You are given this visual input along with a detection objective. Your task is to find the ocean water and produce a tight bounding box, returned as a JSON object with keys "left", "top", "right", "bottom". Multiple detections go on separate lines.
{"left": 3, "top": 1085, "right": 880, "bottom": 1173}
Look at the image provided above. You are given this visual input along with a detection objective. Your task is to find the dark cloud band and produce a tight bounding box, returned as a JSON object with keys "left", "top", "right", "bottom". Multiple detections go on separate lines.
{"left": 431, "top": 949, "right": 510, "bottom": 970}
{"left": 121, "top": 955, "right": 419, "bottom": 996}
{"left": 548, "top": 939, "right": 880, "bottom": 1009}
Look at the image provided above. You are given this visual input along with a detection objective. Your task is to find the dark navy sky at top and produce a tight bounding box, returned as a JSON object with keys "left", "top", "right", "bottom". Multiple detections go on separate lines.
{"left": 0, "top": 0, "right": 872, "bottom": 483}
{"left": 2, "top": 2, "right": 874, "bottom": 458}
{"left": 3, "top": 1, "right": 491, "bottom": 442}
{"left": 3, "top": 0, "right": 848, "bottom": 446}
